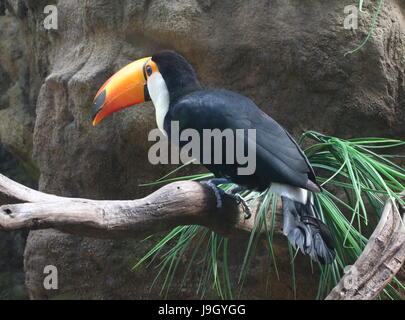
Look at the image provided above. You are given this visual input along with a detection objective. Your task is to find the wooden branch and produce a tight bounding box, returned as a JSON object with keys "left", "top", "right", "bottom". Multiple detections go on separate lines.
{"left": 326, "top": 195, "right": 405, "bottom": 300}
{"left": 0, "top": 173, "right": 65, "bottom": 204}
{"left": 0, "top": 173, "right": 268, "bottom": 239}
{"left": 0, "top": 173, "right": 403, "bottom": 300}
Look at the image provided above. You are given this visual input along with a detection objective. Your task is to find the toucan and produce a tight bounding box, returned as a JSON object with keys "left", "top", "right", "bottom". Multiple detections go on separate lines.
{"left": 92, "top": 50, "right": 335, "bottom": 264}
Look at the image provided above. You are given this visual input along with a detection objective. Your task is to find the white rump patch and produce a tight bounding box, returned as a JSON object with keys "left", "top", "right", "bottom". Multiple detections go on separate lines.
{"left": 269, "top": 183, "right": 310, "bottom": 204}
{"left": 147, "top": 72, "right": 170, "bottom": 136}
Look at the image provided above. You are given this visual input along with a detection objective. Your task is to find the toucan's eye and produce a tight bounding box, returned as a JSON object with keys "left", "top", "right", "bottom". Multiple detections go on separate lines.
{"left": 146, "top": 65, "right": 153, "bottom": 76}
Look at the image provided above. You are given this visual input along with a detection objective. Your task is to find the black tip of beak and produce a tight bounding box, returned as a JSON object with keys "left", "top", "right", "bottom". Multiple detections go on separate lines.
{"left": 92, "top": 89, "right": 106, "bottom": 119}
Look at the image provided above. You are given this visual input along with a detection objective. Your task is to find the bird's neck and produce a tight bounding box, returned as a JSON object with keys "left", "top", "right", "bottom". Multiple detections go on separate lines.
{"left": 160, "top": 68, "right": 202, "bottom": 103}
{"left": 169, "top": 78, "right": 201, "bottom": 103}
{"left": 147, "top": 70, "right": 201, "bottom": 136}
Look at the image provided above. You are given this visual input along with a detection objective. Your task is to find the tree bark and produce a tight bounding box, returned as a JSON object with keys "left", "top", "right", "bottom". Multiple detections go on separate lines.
{"left": 0, "top": 173, "right": 267, "bottom": 239}
{"left": 0, "top": 173, "right": 403, "bottom": 299}
{"left": 325, "top": 196, "right": 405, "bottom": 300}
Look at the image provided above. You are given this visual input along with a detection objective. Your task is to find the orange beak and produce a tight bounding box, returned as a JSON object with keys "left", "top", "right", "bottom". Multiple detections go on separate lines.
{"left": 92, "top": 57, "right": 152, "bottom": 126}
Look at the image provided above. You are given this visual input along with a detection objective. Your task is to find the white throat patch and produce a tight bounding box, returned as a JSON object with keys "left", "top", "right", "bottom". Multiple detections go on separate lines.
{"left": 147, "top": 72, "right": 170, "bottom": 136}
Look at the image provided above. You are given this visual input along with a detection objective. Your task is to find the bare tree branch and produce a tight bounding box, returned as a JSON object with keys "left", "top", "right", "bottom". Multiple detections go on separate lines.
{"left": 326, "top": 195, "right": 405, "bottom": 300}
{"left": 0, "top": 173, "right": 268, "bottom": 239}
{"left": 0, "top": 173, "right": 403, "bottom": 299}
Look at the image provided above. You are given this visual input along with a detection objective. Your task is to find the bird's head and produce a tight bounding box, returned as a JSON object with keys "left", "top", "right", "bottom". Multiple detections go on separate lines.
{"left": 92, "top": 50, "right": 200, "bottom": 126}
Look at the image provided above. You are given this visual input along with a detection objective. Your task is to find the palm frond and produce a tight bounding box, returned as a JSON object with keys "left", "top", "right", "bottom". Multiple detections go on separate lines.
{"left": 135, "top": 131, "right": 404, "bottom": 300}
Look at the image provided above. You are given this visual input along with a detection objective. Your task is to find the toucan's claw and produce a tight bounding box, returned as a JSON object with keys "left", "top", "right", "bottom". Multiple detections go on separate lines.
{"left": 201, "top": 179, "right": 252, "bottom": 219}
{"left": 234, "top": 194, "right": 252, "bottom": 220}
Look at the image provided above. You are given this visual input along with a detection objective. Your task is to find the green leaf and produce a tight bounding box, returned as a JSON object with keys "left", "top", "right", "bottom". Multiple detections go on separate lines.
{"left": 134, "top": 131, "right": 404, "bottom": 300}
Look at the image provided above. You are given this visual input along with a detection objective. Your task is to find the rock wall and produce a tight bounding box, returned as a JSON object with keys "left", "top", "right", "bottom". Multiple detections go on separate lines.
{"left": 0, "top": 143, "right": 35, "bottom": 299}
{"left": 0, "top": 4, "right": 38, "bottom": 299}
{"left": 0, "top": 0, "right": 403, "bottom": 299}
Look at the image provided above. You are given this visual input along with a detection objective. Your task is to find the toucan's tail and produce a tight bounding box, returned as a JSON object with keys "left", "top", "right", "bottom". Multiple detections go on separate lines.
{"left": 281, "top": 195, "right": 335, "bottom": 264}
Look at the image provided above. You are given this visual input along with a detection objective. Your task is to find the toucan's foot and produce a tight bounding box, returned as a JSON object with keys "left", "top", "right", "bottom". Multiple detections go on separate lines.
{"left": 200, "top": 179, "right": 251, "bottom": 219}
{"left": 200, "top": 178, "right": 230, "bottom": 208}
{"left": 233, "top": 194, "right": 252, "bottom": 220}
{"left": 227, "top": 185, "right": 251, "bottom": 219}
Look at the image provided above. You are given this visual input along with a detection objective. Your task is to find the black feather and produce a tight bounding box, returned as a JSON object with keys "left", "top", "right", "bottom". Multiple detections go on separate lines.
{"left": 153, "top": 50, "right": 335, "bottom": 264}
{"left": 281, "top": 196, "right": 335, "bottom": 264}
{"left": 152, "top": 50, "right": 201, "bottom": 101}
{"left": 168, "top": 89, "right": 318, "bottom": 191}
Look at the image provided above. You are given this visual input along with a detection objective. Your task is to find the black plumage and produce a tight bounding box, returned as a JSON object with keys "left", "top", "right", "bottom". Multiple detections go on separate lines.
{"left": 167, "top": 88, "right": 319, "bottom": 192}
{"left": 152, "top": 50, "right": 335, "bottom": 264}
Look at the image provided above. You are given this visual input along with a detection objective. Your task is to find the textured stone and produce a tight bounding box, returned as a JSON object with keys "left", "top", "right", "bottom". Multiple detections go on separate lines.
{"left": 0, "top": 142, "right": 35, "bottom": 300}
{"left": 0, "top": 0, "right": 403, "bottom": 299}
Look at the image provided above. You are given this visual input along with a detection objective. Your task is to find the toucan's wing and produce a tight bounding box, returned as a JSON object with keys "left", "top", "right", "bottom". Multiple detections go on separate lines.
{"left": 170, "top": 89, "right": 319, "bottom": 191}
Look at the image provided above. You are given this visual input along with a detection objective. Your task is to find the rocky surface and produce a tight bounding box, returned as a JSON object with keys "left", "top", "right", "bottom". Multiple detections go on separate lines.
{"left": 0, "top": 143, "right": 35, "bottom": 299}
{"left": 0, "top": 0, "right": 403, "bottom": 299}
{"left": 0, "top": 3, "right": 42, "bottom": 177}
{"left": 0, "top": 1, "right": 39, "bottom": 300}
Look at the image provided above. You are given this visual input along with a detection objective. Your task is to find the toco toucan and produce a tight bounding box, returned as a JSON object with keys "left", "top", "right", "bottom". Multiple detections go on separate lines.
{"left": 92, "top": 50, "right": 335, "bottom": 264}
